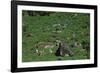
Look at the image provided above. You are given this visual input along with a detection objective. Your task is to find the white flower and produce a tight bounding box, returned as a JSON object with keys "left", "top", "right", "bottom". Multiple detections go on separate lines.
{"left": 53, "top": 24, "right": 61, "bottom": 27}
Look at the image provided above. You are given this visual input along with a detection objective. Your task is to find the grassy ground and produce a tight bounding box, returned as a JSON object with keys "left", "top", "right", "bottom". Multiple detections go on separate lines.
{"left": 22, "top": 11, "right": 90, "bottom": 62}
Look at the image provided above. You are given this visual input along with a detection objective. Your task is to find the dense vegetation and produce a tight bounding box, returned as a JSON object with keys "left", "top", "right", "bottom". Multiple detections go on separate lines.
{"left": 22, "top": 10, "right": 90, "bottom": 62}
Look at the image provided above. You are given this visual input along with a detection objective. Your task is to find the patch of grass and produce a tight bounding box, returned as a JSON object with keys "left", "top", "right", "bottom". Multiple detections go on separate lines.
{"left": 22, "top": 11, "right": 90, "bottom": 62}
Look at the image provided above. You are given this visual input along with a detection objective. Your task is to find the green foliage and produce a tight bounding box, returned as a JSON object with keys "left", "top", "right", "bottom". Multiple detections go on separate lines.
{"left": 22, "top": 11, "right": 90, "bottom": 62}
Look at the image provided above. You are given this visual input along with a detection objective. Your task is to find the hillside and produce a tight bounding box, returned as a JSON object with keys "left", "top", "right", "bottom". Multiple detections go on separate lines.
{"left": 22, "top": 11, "right": 90, "bottom": 62}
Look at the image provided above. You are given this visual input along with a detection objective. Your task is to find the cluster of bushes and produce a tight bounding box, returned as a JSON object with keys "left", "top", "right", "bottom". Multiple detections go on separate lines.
{"left": 22, "top": 10, "right": 55, "bottom": 16}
